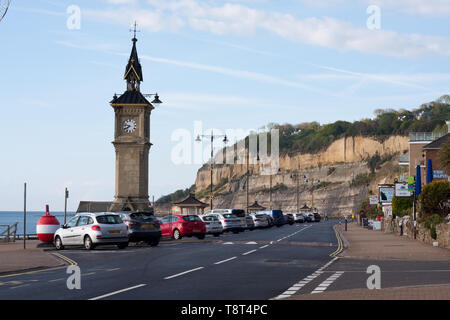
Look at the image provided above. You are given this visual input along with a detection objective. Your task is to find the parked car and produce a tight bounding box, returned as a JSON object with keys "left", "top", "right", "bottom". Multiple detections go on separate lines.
{"left": 313, "top": 212, "right": 321, "bottom": 222}
{"left": 202, "top": 209, "right": 246, "bottom": 233}
{"left": 250, "top": 213, "right": 270, "bottom": 228}
{"left": 293, "top": 213, "right": 305, "bottom": 223}
{"left": 199, "top": 215, "right": 223, "bottom": 237}
{"left": 118, "top": 211, "right": 161, "bottom": 246}
{"left": 54, "top": 213, "right": 129, "bottom": 250}
{"left": 284, "top": 213, "right": 295, "bottom": 225}
{"left": 159, "top": 215, "right": 206, "bottom": 240}
{"left": 305, "top": 213, "right": 315, "bottom": 222}
{"left": 245, "top": 215, "right": 256, "bottom": 230}
{"left": 258, "top": 210, "right": 285, "bottom": 227}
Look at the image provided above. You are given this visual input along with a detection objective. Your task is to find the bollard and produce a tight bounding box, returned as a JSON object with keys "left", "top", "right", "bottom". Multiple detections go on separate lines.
{"left": 345, "top": 219, "right": 347, "bottom": 231}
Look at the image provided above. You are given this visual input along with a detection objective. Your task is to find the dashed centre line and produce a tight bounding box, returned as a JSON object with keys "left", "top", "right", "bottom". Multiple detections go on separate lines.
{"left": 164, "top": 267, "right": 205, "bottom": 280}
{"left": 242, "top": 249, "right": 257, "bottom": 256}
{"left": 214, "top": 257, "right": 237, "bottom": 265}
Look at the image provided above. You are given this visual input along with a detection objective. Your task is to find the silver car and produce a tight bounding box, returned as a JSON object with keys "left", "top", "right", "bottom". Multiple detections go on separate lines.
{"left": 293, "top": 213, "right": 305, "bottom": 223}
{"left": 250, "top": 213, "right": 269, "bottom": 228}
{"left": 201, "top": 212, "right": 243, "bottom": 233}
{"left": 199, "top": 215, "right": 223, "bottom": 237}
{"left": 54, "top": 213, "right": 129, "bottom": 250}
{"left": 119, "top": 212, "right": 161, "bottom": 246}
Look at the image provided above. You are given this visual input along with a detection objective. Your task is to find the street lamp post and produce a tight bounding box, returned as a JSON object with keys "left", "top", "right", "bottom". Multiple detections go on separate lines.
{"left": 304, "top": 176, "right": 320, "bottom": 210}
{"left": 196, "top": 130, "right": 228, "bottom": 210}
{"left": 267, "top": 168, "right": 281, "bottom": 210}
{"left": 290, "top": 172, "right": 300, "bottom": 213}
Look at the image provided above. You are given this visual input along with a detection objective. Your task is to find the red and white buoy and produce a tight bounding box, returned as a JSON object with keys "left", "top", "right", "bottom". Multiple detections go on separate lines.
{"left": 36, "top": 205, "right": 60, "bottom": 243}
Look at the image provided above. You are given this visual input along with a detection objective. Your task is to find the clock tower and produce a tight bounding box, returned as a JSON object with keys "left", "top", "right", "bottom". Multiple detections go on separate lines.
{"left": 108, "top": 34, "right": 157, "bottom": 212}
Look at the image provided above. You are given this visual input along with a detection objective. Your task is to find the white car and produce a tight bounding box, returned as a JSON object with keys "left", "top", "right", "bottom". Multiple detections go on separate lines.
{"left": 54, "top": 213, "right": 129, "bottom": 250}
{"left": 250, "top": 213, "right": 269, "bottom": 228}
{"left": 293, "top": 213, "right": 305, "bottom": 223}
{"left": 199, "top": 215, "right": 223, "bottom": 237}
{"left": 201, "top": 210, "right": 244, "bottom": 233}
{"left": 305, "top": 212, "right": 315, "bottom": 222}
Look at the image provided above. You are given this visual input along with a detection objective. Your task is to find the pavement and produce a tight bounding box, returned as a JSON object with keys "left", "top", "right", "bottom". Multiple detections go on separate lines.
{"left": 0, "top": 240, "right": 64, "bottom": 275}
{"left": 288, "top": 222, "right": 450, "bottom": 300}
{"left": 339, "top": 222, "right": 450, "bottom": 261}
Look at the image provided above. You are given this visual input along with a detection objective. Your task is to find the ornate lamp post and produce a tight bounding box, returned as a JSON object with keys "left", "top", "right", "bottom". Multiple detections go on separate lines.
{"left": 196, "top": 131, "right": 228, "bottom": 210}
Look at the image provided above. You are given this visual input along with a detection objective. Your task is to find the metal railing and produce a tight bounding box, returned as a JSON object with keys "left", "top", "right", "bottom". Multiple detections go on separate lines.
{"left": 409, "top": 132, "right": 446, "bottom": 142}
{"left": 0, "top": 223, "right": 18, "bottom": 242}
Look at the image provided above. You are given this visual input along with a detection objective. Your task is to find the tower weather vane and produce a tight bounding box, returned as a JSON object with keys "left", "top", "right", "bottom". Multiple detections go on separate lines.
{"left": 0, "top": 0, "right": 11, "bottom": 22}
{"left": 130, "top": 21, "right": 140, "bottom": 39}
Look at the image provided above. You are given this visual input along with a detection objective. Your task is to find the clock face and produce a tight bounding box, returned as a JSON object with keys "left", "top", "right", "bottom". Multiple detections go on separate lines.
{"left": 123, "top": 119, "right": 137, "bottom": 133}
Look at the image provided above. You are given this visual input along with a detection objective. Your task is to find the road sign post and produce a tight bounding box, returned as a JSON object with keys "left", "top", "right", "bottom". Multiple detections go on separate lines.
{"left": 24, "top": 182, "right": 27, "bottom": 250}
{"left": 64, "top": 188, "right": 69, "bottom": 225}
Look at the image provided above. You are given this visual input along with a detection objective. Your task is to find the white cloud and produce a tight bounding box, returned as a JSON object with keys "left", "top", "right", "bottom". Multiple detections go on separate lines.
{"left": 300, "top": 0, "right": 450, "bottom": 17}
{"left": 84, "top": 0, "right": 450, "bottom": 58}
{"left": 367, "top": 0, "right": 450, "bottom": 17}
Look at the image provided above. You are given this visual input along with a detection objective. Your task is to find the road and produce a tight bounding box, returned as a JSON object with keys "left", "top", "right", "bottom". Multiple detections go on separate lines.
{"left": 1, "top": 220, "right": 449, "bottom": 300}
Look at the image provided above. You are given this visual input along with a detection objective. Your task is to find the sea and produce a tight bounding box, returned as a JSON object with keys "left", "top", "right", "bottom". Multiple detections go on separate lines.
{"left": 0, "top": 211, "right": 76, "bottom": 235}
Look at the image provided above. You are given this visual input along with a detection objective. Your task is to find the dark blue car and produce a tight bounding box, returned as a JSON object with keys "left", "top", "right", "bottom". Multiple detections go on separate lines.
{"left": 261, "top": 210, "right": 285, "bottom": 227}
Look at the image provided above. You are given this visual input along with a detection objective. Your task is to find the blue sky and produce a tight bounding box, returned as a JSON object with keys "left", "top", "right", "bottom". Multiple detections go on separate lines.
{"left": 1, "top": 0, "right": 450, "bottom": 211}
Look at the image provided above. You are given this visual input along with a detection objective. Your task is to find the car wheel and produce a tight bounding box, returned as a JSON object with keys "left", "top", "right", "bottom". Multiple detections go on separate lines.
{"left": 196, "top": 234, "right": 205, "bottom": 240}
{"left": 84, "top": 235, "right": 95, "bottom": 250}
{"left": 117, "top": 242, "right": 128, "bottom": 249}
{"left": 213, "top": 233, "right": 220, "bottom": 237}
{"left": 55, "top": 236, "right": 64, "bottom": 250}
{"left": 173, "top": 229, "right": 181, "bottom": 240}
{"left": 150, "top": 239, "right": 160, "bottom": 247}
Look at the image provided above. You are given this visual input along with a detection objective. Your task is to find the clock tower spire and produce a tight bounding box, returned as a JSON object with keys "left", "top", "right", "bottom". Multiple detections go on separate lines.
{"left": 109, "top": 32, "right": 155, "bottom": 213}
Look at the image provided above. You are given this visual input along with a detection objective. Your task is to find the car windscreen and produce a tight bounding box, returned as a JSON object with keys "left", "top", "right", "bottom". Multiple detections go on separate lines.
{"left": 202, "top": 216, "right": 218, "bottom": 222}
{"left": 130, "top": 213, "right": 154, "bottom": 221}
{"left": 232, "top": 210, "right": 245, "bottom": 217}
{"left": 255, "top": 214, "right": 266, "bottom": 218}
{"left": 223, "top": 214, "right": 237, "bottom": 219}
{"left": 272, "top": 211, "right": 283, "bottom": 218}
{"left": 96, "top": 215, "right": 123, "bottom": 224}
{"left": 182, "top": 215, "right": 201, "bottom": 222}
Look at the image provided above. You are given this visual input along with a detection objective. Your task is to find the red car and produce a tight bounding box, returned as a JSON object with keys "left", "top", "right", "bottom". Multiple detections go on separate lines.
{"left": 159, "top": 215, "right": 206, "bottom": 240}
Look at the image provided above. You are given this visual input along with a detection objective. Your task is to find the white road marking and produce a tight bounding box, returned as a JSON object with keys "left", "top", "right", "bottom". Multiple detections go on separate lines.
{"left": 246, "top": 241, "right": 258, "bottom": 244}
{"left": 273, "top": 257, "right": 340, "bottom": 300}
{"left": 242, "top": 249, "right": 257, "bottom": 256}
{"left": 214, "top": 257, "right": 237, "bottom": 265}
{"left": 259, "top": 245, "right": 269, "bottom": 249}
{"left": 164, "top": 267, "right": 205, "bottom": 280}
{"left": 275, "top": 225, "right": 312, "bottom": 243}
{"left": 223, "top": 242, "right": 234, "bottom": 245}
{"left": 89, "top": 284, "right": 147, "bottom": 300}
{"left": 311, "top": 272, "right": 345, "bottom": 294}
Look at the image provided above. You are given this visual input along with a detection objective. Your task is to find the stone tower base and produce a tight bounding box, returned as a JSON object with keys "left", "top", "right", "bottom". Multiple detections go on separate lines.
{"left": 109, "top": 197, "right": 152, "bottom": 213}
